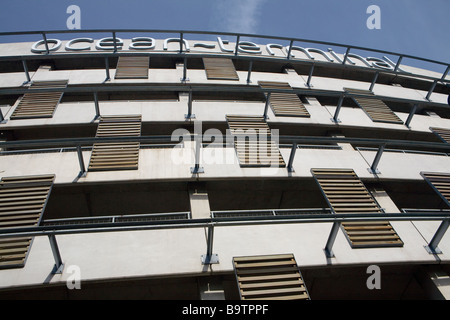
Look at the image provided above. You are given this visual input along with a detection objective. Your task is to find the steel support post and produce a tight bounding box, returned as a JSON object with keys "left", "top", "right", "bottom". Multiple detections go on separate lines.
{"left": 202, "top": 224, "right": 219, "bottom": 264}
{"left": 104, "top": 57, "right": 110, "bottom": 81}
{"left": 234, "top": 35, "right": 240, "bottom": 56}
{"left": 404, "top": 104, "right": 418, "bottom": 128}
{"left": 369, "top": 71, "right": 379, "bottom": 91}
{"left": 306, "top": 64, "right": 314, "bottom": 87}
{"left": 246, "top": 60, "right": 253, "bottom": 84}
{"left": 112, "top": 32, "right": 117, "bottom": 53}
{"left": 287, "top": 40, "right": 294, "bottom": 59}
{"left": 369, "top": 144, "right": 385, "bottom": 174}
{"left": 324, "top": 221, "right": 340, "bottom": 258}
{"left": 425, "top": 219, "right": 449, "bottom": 254}
{"left": 190, "top": 134, "right": 204, "bottom": 174}
{"left": 179, "top": 32, "right": 184, "bottom": 53}
{"left": 48, "top": 234, "right": 64, "bottom": 274}
{"left": 426, "top": 80, "right": 438, "bottom": 101}
{"left": 42, "top": 32, "right": 50, "bottom": 54}
{"left": 342, "top": 47, "right": 351, "bottom": 65}
{"left": 287, "top": 142, "right": 297, "bottom": 172}
{"left": 77, "top": 145, "right": 86, "bottom": 176}
{"left": 263, "top": 92, "right": 271, "bottom": 120}
{"left": 93, "top": 92, "right": 100, "bottom": 118}
{"left": 332, "top": 94, "right": 344, "bottom": 123}
{"left": 185, "top": 90, "right": 195, "bottom": 120}
{"left": 181, "top": 56, "right": 188, "bottom": 82}
{"left": 394, "top": 56, "right": 403, "bottom": 72}
{"left": 22, "top": 60, "right": 31, "bottom": 83}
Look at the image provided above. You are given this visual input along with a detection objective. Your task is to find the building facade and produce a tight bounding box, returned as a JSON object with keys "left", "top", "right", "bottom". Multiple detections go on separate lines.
{"left": 0, "top": 30, "right": 449, "bottom": 300}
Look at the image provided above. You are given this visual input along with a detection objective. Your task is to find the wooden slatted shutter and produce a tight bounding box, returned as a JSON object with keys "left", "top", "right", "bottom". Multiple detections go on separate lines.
{"left": 344, "top": 88, "right": 403, "bottom": 124}
{"left": 421, "top": 172, "right": 450, "bottom": 206}
{"left": 203, "top": 58, "right": 239, "bottom": 80}
{"left": 233, "top": 254, "right": 310, "bottom": 300}
{"left": 430, "top": 127, "right": 450, "bottom": 144}
{"left": 11, "top": 80, "right": 68, "bottom": 119}
{"left": 114, "top": 56, "right": 149, "bottom": 79}
{"left": 226, "top": 115, "right": 285, "bottom": 167}
{"left": 88, "top": 115, "right": 142, "bottom": 171}
{"left": 0, "top": 174, "right": 55, "bottom": 269}
{"left": 259, "top": 81, "right": 310, "bottom": 117}
{"left": 311, "top": 169, "right": 403, "bottom": 248}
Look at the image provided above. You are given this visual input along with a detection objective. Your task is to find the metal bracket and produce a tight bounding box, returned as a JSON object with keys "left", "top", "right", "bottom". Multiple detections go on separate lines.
{"left": 201, "top": 254, "right": 219, "bottom": 264}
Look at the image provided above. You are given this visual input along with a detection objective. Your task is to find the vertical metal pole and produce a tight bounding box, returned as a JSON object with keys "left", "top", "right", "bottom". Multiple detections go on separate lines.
{"left": 42, "top": 32, "right": 50, "bottom": 54}
{"left": 287, "top": 142, "right": 297, "bottom": 172}
{"left": 0, "top": 109, "right": 4, "bottom": 123}
{"left": 394, "top": 56, "right": 403, "bottom": 72}
{"left": 22, "top": 60, "right": 31, "bottom": 83}
{"left": 369, "top": 71, "right": 379, "bottom": 91}
{"left": 190, "top": 134, "right": 204, "bottom": 174}
{"left": 287, "top": 40, "right": 294, "bottom": 59}
{"left": 404, "top": 104, "right": 418, "bottom": 128}
{"left": 234, "top": 35, "right": 240, "bottom": 56}
{"left": 324, "top": 221, "right": 340, "bottom": 258}
{"left": 179, "top": 32, "right": 184, "bottom": 53}
{"left": 185, "top": 90, "right": 195, "bottom": 120}
{"left": 182, "top": 56, "right": 188, "bottom": 82}
{"left": 263, "top": 92, "right": 271, "bottom": 120}
{"left": 77, "top": 145, "right": 86, "bottom": 176}
{"left": 48, "top": 234, "right": 64, "bottom": 274}
{"left": 306, "top": 64, "right": 314, "bottom": 87}
{"left": 332, "top": 94, "right": 344, "bottom": 123}
{"left": 425, "top": 80, "right": 438, "bottom": 101}
{"left": 202, "top": 224, "right": 219, "bottom": 264}
{"left": 440, "top": 65, "right": 450, "bottom": 81}
{"left": 370, "top": 144, "right": 385, "bottom": 174}
{"left": 105, "top": 56, "right": 110, "bottom": 81}
{"left": 246, "top": 60, "right": 253, "bottom": 84}
{"left": 94, "top": 92, "right": 100, "bottom": 118}
{"left": 426, "top": 219, "right": 450, "bottom": 254}
{"left": 342, "top": 47, "right": 351, "bottom": 65}
{"left": 112, "top": 32, "right": 117, "bottom": 53}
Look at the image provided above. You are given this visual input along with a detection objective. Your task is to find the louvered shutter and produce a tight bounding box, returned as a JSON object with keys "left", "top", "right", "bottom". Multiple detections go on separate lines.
{"left": 88, "top": 115, "right": 142, "bottom": 171}
{"left": 0, "top": 174, "right": 55, "bottom": 269}
{"left": 259, "top": 81, "right": 310, "bottom": 117}
{"left": 421, "top": 172, "right": 450, "bottom": 207}
{"left": 430, "top": 127, "right": 450, "bottom": 144}
{"left": 203, "top": 58, "right": 239, "bottom": 80}
{"left": 11, "top": 80, "right": 68, "bottom": 119}
{"left": 344, "top": 88, "right": 403, "bottom": 124}
{"left": 233, "top": 254, "right": 310, "bottom": 300}
{"left": 312, "top": 169, "right": 403, "bottom": 248}
{"left": 226, "top": 115, "right": 285, "bottom": 167}
{"left": 114, "top": 56, "right": 149, "bottom": 79}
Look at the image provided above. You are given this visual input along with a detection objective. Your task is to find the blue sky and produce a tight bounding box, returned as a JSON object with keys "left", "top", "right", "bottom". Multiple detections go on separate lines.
{"left": 0, "top": 0, "right": 448, "bottom": 72}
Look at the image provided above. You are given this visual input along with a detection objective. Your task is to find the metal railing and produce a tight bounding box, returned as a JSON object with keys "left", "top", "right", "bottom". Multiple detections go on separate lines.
{"left": 0, "top": 29, "right": 448, "bottom": 104}
{"left": 0, "top": 209, "right": 449, "bottom": 272}
{"left": 1, "top": 134, "right": 449, "bottom": 177}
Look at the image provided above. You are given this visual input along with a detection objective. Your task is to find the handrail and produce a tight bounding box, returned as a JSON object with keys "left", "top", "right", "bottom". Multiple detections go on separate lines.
{"left": 1, "top": 135, "right": 448, "bottom": 151}
{"left": 0, "top": 211, "right": 449, "bottom": 268}
{"left": 0, "top": 28, "right": 448, "bottom": 67}
{"left": 0, "top": 83, "right": 447, "bottom": 108}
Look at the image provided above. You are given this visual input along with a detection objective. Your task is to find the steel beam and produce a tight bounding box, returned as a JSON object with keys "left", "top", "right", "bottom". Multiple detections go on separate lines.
{"left": 426, "top": 80, "right": 438, "bottom": 101}
{"left": 287, "top": 143, "right": 297, "bottom": 172}
{"left": 246, "top": 60, "right": 253, "bottom": 84}
{"left": 324, "top": 221, "right": 340, "bottom": 258}
{"left": 48, "top": 234, "right": 64, "bottom": 274}
{"left": 263, "top": 92, "right": 271, "bottom": 120}
{"left": 77, "top": 145, "right": 86, "bottom": 176}
{"left": 22, "top": 60, "right": 31, "bottom": 83}
{"left": 369, "top": 143, "right": 385, "bottom": 174}
{"left": 404, "top": 104, "right": 418, "bottom": 128}
{"left": 369, "top": 71, "right": 379, "bottom": 91}
{"left": 201, "top": 224, "right": 219, "bottom": 264}
{"left": 425, "top": 219, "right": 450, "bottom": 254}
{"left": 184, "top": 90, "right": 195, "bottom": 120}
{"left": 191, "top": 134, "right": 204, "bottom": 174}
{"left": 332, "top": 94, "right": 344, "bottom": 123}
